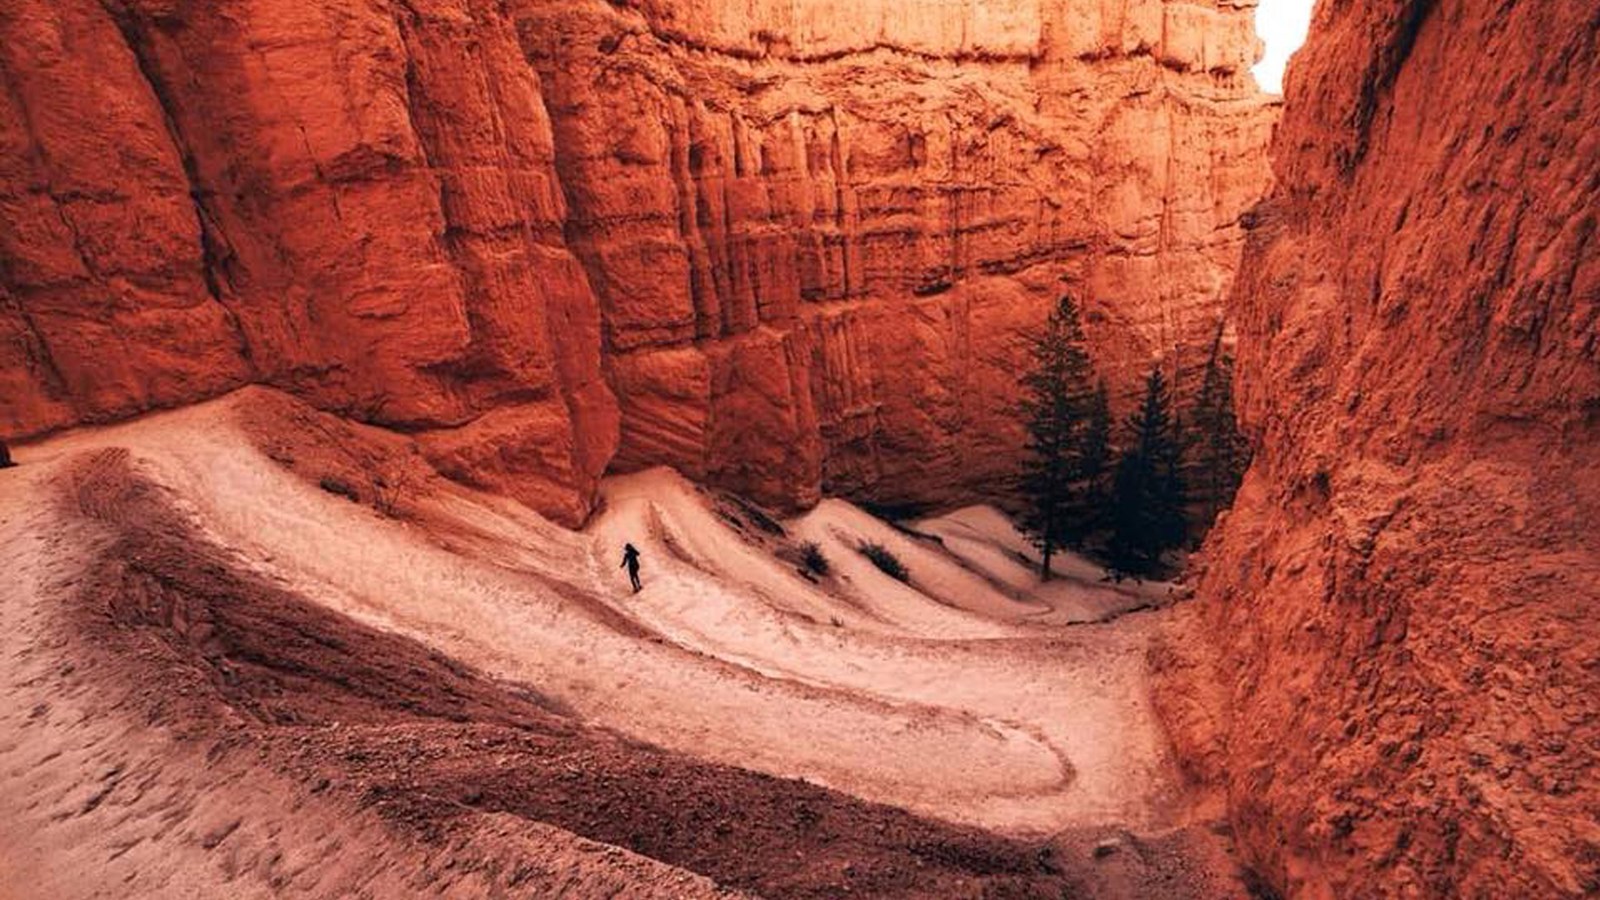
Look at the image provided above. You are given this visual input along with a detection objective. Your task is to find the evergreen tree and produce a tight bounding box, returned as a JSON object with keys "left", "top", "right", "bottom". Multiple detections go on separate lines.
{"left": 1108, "top": 366, "right": 1187, "bottom": 575}
{"left": 1188, "top": 322, "right": 1251, "bottom": 526}
{"left": 1060, "top": 379, "right": 1112, "bottom": 541}
{"left": 1016, "top": 295, "right": 1097, "bottom": 579}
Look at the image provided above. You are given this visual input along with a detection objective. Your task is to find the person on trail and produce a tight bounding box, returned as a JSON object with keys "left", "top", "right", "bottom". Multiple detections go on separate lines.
{"left": 0, "top": 439, "right": 14, "bottom": 469}
{"left": 621, "top": 542, "right": 642, "bottom": 593}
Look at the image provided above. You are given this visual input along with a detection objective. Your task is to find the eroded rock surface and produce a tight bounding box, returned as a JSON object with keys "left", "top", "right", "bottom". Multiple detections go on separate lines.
{"left": 1, "top": 0, "right": 619, "bottom": 523}
{"left": 0, "top": 0, "right": 1273, "bottom": 521}
{"left": 1164, "top": 1, "right": 1600, "bottom": 896}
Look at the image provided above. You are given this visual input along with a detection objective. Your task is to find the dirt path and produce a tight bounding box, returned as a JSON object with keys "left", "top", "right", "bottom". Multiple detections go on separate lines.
{"left": 0, "top": 389, "right": 1252, "bottom": 898}
{"left": 592, "top": 471, "right": 1190, "bottom": 831}
{"left": 0, "top": 448, "right": 743, "bottom": 899}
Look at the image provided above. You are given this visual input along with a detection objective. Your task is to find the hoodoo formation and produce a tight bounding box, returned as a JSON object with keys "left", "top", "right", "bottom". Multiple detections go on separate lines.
{"left": 0, "top": 0, "right": 1273, "bottom": 523}
{"left": 2, "top": 0, "right": 1597, "bottom": 898}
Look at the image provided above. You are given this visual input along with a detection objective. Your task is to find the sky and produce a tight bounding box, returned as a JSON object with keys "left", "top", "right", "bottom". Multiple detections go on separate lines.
{"left": 1252, "top": 0, "right": 1316, "bottom": 94}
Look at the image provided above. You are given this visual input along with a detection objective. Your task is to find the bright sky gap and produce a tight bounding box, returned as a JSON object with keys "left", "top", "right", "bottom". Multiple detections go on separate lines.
{"left": 1252, "top": 0, "right": 1315, "bottom": 94}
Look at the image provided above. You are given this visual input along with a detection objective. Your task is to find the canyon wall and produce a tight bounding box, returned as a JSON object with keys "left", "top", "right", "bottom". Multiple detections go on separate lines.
{"left": 0, "top": 0, "right": 1273, "bottom": 523}
{"left": 1167, "top": 0, "right": 1600, "bottom": 896}
{"left": 0, "top": 0, "right": 620, "bottom": 525}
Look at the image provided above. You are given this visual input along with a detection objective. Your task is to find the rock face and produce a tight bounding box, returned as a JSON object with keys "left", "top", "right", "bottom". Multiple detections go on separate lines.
{"left": 1167, "top": 1, "right": 1600, "bottom": 896}
{"left": 0, "top": 0, "right": 619, "bottom": 525}
{"left": 522, "top": 0, "right": 1274, "bottom": 513}
{"left": 0, "top": 0, "right": 1273, "bottom": 522}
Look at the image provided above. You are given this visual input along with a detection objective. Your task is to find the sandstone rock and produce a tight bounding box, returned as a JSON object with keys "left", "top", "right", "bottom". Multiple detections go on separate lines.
{"left": 0, "top": 0, "right": 618, "bottom": 524}
{"left": 0, "top": 0, "right": 1274, "bottom": 522}
{"left": 0, "top": 0, "right": 250, "bottom": 435}
{"left": 1164, "top": 1, "right": 1600, "bottom": 896}
{"left": 522, "top": 0, "right": 1276, "bottom": 511}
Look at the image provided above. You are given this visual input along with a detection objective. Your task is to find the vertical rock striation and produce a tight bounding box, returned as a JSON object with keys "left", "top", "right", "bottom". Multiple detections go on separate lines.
{"left": 1168, "top": 1, "right": 1600, "bottom": 895}
{"left": 519, "top": 0, "right": 1274, "bottom": 510}
{"left": 1, "top": 0, "right": 619, "bottom": 522}
{"left": 0, "top": 0, "right": 1274, "bottom": 521}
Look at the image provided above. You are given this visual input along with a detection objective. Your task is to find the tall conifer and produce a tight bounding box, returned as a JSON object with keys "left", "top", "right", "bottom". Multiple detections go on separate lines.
{"left": 1189, "top": 322, "right": 1251, "bottom": 526}
{"left": 1109, "top": 367, "right": 1187, "bottom": 574}
{"left": 1017, "top": 296, "right": 1097, "bottom": 578}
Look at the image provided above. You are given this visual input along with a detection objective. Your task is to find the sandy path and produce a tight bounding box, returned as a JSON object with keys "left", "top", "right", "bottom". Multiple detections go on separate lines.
{"left": 0, "top": 449, "right": 735, "bottom": 899}
{"left": 1, "top": 389, "right": 1247, "bottom": 897}
{"left": 131, "top": 429, "right": 1072, "bottom": 822}
{"left": 592, "top": 471, "right": 1186, "bottom": 830}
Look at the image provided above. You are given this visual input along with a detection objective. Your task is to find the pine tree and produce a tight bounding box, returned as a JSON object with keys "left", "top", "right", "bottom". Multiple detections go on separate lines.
{"left": 1108, "top": 366, "right": 1187, "bottom": 575}
{"left": 1188, "top": 322, "right": 1251, "bottom": 526}
{"left": 1016, "top": 295, "right": 1098, "bottom": 579}
{"left": 1060, "top": 379, "right": 1112, "bottom": 543}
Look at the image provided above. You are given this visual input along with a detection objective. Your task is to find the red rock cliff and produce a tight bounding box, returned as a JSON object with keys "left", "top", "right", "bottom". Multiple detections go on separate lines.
{"left": 0, "top": 0, "right": 1274, "bottom": 522}
{"left": 1169, "top": 0, "right": 1599, "bottom": 895}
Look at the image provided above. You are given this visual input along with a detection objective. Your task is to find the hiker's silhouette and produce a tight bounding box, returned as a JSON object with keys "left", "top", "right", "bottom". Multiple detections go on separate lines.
{"left": 0, "top": 440, "right": 14, "bottom": 469}
{"left": 621, "top": 543, "right": 642, "bottom": 593}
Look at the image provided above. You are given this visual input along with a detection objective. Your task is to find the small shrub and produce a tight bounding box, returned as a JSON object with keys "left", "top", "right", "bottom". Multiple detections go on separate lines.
{"left": 800, "top": 541, "right": 830, "bottom": 576}
{"left": 858, "top": 541, "right": 909, "bottom": 583}
{"left": 371, "top": 467, "right": 417, "bottom": 518}
{"left": 1240, "top": 867, "right": 1285, "bottom": 900}
{"left": 719, "top": 496, "right": 788, "bottom": 537}
{"left": 318, "top": 474, "right": 360, "bottom": 502}
{"left": 736, "top": 497, "right": 786, "bottom": 536}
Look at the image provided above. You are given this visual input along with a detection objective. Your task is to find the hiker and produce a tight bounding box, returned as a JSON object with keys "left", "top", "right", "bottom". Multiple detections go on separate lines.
{"left": 0, "top": 439, "right": 14, "bottom": 469}
{"left": 621, "top": 542, "right": 642, "bottom": 593}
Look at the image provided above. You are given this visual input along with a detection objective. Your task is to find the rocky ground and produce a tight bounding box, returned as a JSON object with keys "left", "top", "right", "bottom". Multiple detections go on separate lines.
{"left": 1, "top": 388, "right": 1257, "bottom": 898}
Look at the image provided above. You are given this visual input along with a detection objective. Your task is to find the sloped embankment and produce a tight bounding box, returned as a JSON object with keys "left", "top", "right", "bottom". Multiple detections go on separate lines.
{"left": 1, "top": 387, "right": 1251, "bottom": 897}
{"left": 6, "top": 446, "right": 1076, "bottom": 898}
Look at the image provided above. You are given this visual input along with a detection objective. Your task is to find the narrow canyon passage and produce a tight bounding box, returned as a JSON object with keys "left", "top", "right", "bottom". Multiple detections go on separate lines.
{"left": 2, "top": 0, "right": 1595, "bottom": 896}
